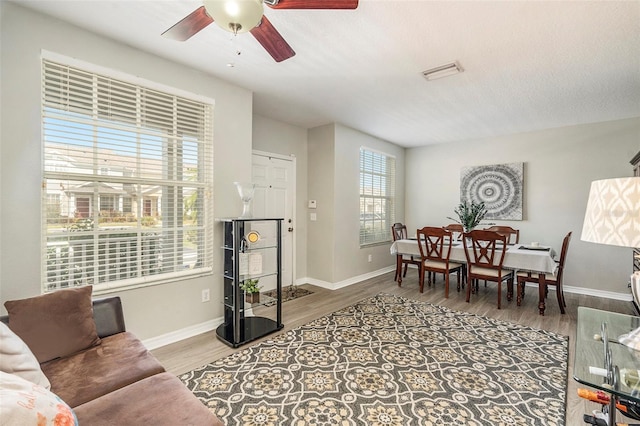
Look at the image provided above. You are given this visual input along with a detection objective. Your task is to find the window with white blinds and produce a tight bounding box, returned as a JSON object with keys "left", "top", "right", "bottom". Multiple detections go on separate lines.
{"left": 359, "top": 148, "right": 395, "bottom": 246}
{"left": 42, "top": 60, "right": 214, "bottom": 293}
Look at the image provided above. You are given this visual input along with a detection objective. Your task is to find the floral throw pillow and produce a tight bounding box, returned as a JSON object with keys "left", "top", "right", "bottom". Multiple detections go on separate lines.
{"left": 0, "top": 371, "right": 77, "bottom": 426}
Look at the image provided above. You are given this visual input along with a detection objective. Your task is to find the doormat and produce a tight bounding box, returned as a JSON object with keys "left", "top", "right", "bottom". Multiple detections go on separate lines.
{"left": 262, "top": 285, "right": 313, "bottom": 305}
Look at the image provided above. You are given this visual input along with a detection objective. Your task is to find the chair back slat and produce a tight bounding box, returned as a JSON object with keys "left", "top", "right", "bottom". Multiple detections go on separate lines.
{"left": 483, "top": 226, "right": 520, "bottom": 244}
{"left": 464, "top": 230, "right": 508, "bottom": 270}
{"left": 391, "top": 223, "right": 408, "bottom": 241}
{"left": 443, "top": 224, "right": 464, "bottom": 241}
{"left": 417, "top": 227, "right": 453, "bottom": 262}
{"left": 554, "top": 232, "right": 572, "bottom": 284}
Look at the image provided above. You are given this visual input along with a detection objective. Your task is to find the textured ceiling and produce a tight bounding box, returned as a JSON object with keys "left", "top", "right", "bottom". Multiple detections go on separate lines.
{"left": 11, "top": 0, "right": 640, "bottom": 147}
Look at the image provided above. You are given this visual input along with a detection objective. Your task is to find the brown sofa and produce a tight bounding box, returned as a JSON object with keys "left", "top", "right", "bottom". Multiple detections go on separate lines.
{"left": 1, "top": 293, "right": 223, "bottom": 426}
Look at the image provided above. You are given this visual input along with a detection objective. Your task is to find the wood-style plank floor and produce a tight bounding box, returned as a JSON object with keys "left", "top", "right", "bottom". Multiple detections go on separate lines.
{"left": 152, "top": 270, "right": 635, "bottom": 426}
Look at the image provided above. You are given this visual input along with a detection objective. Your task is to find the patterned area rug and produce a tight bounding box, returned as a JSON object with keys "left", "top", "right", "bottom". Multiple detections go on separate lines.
{"left": 181, "top": 294, "right": 568, "bottom": 425}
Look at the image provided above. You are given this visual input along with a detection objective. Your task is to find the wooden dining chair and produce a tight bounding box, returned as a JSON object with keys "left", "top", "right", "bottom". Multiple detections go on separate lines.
{"left": 443, "top": 223, "right": 464, "bottom": 241}
{"left": 516, "top": 232, "right": 572, "bottom": 314}
{"left": 416, "top": 227, "right": 464, "bottom": 297}
{"left": 391, "top": 223, "right": 421, "bottom": 284}
{"left": 483, "top": 226, "right": 520, "bottom": 244}
{"left": 463, "top": 230, "right": 515, "bottom": 309}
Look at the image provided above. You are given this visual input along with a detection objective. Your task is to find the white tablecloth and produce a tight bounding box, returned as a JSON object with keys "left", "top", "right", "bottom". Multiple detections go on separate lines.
{"left": 390, "top": 239, "right": 557, "bottom": 275}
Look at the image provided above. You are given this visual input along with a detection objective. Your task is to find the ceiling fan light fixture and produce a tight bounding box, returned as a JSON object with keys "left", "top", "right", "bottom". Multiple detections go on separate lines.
{"left": 422, "top": 61, "right": 464, "bottom": 81}
{"left": 203, "top": 0, "right": 264, "bottom": 34}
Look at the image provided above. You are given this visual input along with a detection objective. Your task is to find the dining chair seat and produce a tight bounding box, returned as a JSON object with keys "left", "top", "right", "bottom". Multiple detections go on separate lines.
{"left": 470, "top": 265, "right": 512, "bottom": 278}
{"left": 424, "top": 259, "right": 463, "bottom": 271}
{"left": 516, "top": 271, "right": 553, "bottom": 280}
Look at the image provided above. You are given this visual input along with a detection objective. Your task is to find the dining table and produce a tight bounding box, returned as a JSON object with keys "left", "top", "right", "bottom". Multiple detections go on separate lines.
{"left": 390, "top": 239, "right": 558, "bottom": 315}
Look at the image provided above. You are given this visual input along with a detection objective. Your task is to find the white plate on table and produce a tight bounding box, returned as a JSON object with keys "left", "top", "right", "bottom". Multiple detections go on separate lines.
{"left": 519, "top": 245, "right": 550, "bottom": 251}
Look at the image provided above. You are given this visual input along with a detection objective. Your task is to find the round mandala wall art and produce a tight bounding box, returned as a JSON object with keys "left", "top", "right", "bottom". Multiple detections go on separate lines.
{"left": 460, "top": 162, "right": 523, "bottom": 220}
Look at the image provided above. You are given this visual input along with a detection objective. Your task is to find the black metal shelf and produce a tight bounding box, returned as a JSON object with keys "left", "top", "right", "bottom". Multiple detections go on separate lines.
{"left": 216, "top": 218, "right": 283, "bottom": 347}
{"left": 216, "top": 317, "right": 283, "bottom": 348}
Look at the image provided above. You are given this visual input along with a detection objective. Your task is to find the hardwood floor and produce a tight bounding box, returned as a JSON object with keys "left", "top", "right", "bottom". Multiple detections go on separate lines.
{"left": 152, "top": 270, "right": 635, "bottom": 426}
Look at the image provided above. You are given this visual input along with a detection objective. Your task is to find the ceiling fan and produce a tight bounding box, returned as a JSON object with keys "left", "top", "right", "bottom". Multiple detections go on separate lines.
{"left": 162, "top": 0, "right": 359, "bottom": 63}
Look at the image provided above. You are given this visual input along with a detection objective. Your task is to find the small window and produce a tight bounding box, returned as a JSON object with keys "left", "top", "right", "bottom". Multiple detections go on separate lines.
{"left": 359, "top": 148, "right": 395, "bottom": 246}
{"left": 122, "top": 197, "right": 132, "bottom": 214}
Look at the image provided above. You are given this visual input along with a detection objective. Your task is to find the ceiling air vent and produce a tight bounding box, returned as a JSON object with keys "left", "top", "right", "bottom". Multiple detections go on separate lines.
{"left": 422, "top": 61, "right": 463, "bottom": 81}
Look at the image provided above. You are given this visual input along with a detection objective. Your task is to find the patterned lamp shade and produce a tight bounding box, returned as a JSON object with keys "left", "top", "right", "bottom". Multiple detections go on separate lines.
{"left": 581, "top": 177, "right": 640, "bottom": 248}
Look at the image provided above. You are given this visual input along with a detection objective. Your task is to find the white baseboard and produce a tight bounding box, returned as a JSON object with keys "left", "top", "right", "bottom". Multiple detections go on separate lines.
{"left": 563, "top": 284, "right": 632, "bottom": 301}
{"left": 146, "top": 271, "right": 632, "bottom": 351}
{"left": 144, "top": 268, "right": 393, "bottom": 350}
{"left": 142, "top": 317, "right": 223, "bottom": 350}
{"left": 296, "top": 266, "right": 395, "bottom": 290}
{"left": 522, "top": 282, "right": 632, "bottom": 301}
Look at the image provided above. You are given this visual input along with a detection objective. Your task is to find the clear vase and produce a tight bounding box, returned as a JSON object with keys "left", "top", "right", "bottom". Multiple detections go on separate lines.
{"left": 235, "top": 182, "right": 256, "bottom": 218}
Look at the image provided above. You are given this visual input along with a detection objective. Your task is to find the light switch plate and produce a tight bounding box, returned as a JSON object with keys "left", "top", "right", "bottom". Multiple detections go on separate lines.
{"left": 308, "top": 200, "right": 317, "bottom": 209}
{"left": 310, "top": 212, "right": 317, "bottom": 221}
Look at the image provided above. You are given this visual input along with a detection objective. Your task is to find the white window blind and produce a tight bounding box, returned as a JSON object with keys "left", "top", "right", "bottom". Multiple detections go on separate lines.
{"left": 42, "top": 60, "right": 214, "bottom": 293}
{"left": 359, "top": 148, "right": 395, "bottom": 246}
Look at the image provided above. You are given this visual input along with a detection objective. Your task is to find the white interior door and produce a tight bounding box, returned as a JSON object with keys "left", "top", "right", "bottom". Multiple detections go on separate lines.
{"left": 252, "top": 152, "right": 295, "bottom": 289}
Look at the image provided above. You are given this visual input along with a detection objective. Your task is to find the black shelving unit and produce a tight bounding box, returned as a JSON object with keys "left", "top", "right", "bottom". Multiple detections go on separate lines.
{"left": 216, "top": 218, "right": 283, "bottom": 347}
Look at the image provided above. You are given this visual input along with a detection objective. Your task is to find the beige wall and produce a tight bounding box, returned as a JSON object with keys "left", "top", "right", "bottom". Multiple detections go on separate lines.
{"left": 306, "top": 123, "right": 406, "bottom": 286}
{"left": 307, "top": 125, "right": 337, "bottom": 282}
{"left": 0, "top": 2, "right": 253, "bottom": 339}
{"left": 333, "top": 124, "right": 406, "bottom": 283}
{"left": 405, "top": 117, "right": 640, "bottom": 299}
{"left": 2, "top": 1, "right": 638, "bottom": 348}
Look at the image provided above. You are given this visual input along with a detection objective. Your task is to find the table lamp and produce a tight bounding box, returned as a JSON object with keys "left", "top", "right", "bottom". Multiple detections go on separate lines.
{"left": 581, "top": 177, "right": 640, "bottom": 347}
{"left": 581, "top": 177, "right": 640, "bottom": 248}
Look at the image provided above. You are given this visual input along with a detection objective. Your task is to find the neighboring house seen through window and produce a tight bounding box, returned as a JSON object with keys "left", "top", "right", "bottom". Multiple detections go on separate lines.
{"left": 42, "top": 60, "right": 214, "bottom": 293}
{"left": 359, "top": 147, "right": 395, "bottom": 246}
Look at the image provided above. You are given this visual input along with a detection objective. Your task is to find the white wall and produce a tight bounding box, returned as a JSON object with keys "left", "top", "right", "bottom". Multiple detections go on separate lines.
{"left": 252, "top": 114, "right": 309, "bottom": 279}
{"left": 2, "top": 1, "right": 637, "bottom": 349}
{"left": 307, "top": 124, "right": 336, "bottom": 282}
{"left": 0, "top": 2, "right": 254, "bottom": 340}
{"left": 306, "top": 123, "right": 406, "bottom": 285}
{"left": 405, "top": 117, "right": 640, "bottom": 299}
{"left": 333, "top": 124, "right": 406, "bottom": 283}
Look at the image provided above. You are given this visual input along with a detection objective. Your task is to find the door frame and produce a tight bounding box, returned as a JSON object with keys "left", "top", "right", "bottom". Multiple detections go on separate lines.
{"left": 252, "top": 149, "right": 297, "bottom": 287}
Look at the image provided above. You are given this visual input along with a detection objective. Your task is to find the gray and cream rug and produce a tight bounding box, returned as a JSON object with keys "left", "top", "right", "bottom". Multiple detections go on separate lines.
{"left": 181, "top": 294, "right": 568, "bottom": 425}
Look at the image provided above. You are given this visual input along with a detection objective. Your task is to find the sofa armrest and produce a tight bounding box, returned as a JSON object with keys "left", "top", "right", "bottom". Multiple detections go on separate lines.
{"left": 93, "top": 297, "right": 126, "bottom": 338}
{"left": 0, "top": 296, "right": 125, "bottom": 339}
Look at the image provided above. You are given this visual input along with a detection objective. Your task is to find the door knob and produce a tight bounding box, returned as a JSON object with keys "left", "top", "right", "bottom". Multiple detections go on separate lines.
{"left": 288, "top": 227, "right": 294, "bottom": 232}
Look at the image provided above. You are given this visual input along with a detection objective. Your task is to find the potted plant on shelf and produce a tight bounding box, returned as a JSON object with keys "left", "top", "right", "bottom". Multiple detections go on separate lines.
{"left": 447, "top": 200, "right": 488, "bottom": 233}
{"left": 240, "top": 278, "right": 261, "bottom": 304}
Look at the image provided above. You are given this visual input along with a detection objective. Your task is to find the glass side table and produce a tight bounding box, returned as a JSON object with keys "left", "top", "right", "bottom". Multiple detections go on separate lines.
{"left": 574, "top": 307, "right": 640, "bottom": 424}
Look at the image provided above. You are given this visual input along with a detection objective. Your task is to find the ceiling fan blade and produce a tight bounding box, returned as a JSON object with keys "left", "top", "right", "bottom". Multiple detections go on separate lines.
{"left": 162, "top": 6, "right": 214, "bottom": 41}
{"left": 266, "top": 0, "right": 358, "bottom": 9}
{"left": 250, "top": 16, "right": 296, "bottom": 62}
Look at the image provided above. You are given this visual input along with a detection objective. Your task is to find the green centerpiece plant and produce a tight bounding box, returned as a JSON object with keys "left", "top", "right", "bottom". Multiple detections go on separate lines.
{"left": 240, "top": 278, "right": 261, "bottom": 303}
{"left": 448, "top": 200, "right": 488, "bottom": 233}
